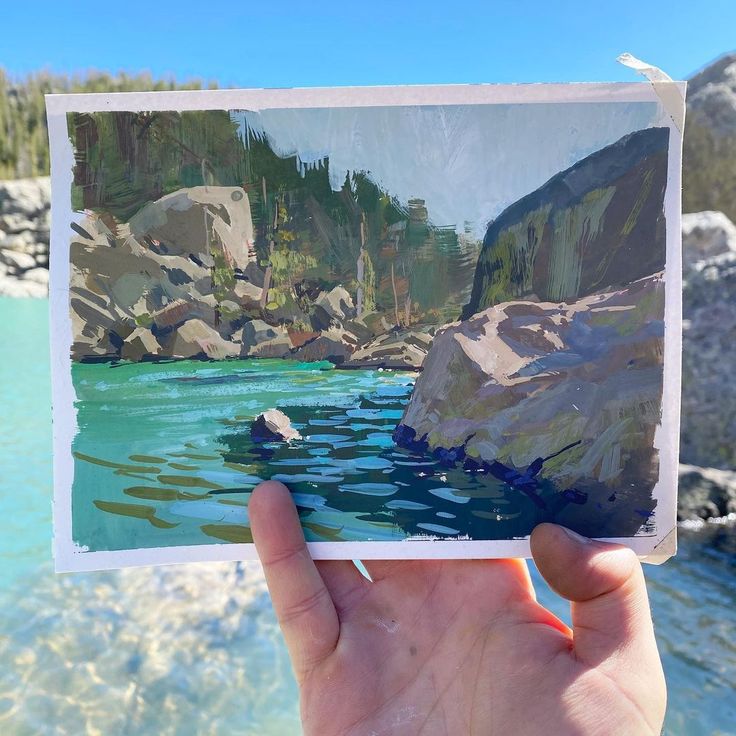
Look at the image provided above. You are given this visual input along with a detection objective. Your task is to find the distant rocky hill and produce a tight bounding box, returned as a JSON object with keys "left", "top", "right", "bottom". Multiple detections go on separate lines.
{"left": 683, "top": 53, "right": 736, "bottom": 221}
{"left": 687, "top": 53, "right": 736, "bottom": 135}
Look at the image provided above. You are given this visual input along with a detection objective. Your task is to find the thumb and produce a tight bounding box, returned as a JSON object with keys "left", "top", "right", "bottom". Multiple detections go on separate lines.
{"left": 530, "top": 523, "right": 661, "bottom": 669}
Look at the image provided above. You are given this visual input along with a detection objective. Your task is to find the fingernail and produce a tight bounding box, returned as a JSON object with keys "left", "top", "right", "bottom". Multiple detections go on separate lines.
{"left": 560, "top": 526, "right": 592, "bottom": 545}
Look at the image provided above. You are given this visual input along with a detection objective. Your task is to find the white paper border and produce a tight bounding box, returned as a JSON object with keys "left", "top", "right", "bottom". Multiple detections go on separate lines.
{"left": 47, "top": 82, "right": 685, "bottom": 572}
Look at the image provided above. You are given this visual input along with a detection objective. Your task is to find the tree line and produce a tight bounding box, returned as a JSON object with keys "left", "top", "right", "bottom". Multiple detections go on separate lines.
{"left": 0, "top": 68, "right": 213, "bottom": 180}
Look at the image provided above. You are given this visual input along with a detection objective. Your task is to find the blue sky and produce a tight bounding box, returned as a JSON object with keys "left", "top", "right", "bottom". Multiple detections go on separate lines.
{"left": 1, "top": 1, "right": 733, "bottom": 86}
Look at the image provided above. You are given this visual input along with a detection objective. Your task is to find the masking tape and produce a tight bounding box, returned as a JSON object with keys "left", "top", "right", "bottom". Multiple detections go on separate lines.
{"left": 617, "top": 53, "right": 686, "bottom": 132}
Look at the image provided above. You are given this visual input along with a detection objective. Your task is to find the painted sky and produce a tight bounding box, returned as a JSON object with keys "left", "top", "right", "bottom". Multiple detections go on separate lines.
{"left": 233, "top": 101, "right": 663, "bottom": 236}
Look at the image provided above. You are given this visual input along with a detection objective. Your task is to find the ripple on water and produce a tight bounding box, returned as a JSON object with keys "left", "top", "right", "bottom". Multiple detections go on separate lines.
{"left": 428, "top": 487, "right": 471, "bottom": 504}
{"left": 338, "top": 483, "right": 399, "bottom": 497}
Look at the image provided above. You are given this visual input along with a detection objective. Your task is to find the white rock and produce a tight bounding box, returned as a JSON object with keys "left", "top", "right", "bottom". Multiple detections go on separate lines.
{"left": 0, "top": 274, "right": 47, "bottom": 298}
{"left": 0, "top": 248, "right": 36, "bottom": 271}
{"left": 22, "top": 267, "right": 50, "bottom": 284}
{"left": 250, "top": 409, "right": 302, "bottom": 442}
{"left": 0, "top": 177, "right": 50, "bottom": 217}
{"left": 682, "top": 211, "right": 736, "bottom": 269}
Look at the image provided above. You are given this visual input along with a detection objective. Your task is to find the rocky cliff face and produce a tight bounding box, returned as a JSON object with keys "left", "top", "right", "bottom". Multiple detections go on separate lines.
{"left": 395, "top": 275, "right": 664, "bottom": 526}
{"left": 0, "top": 177, "right": 50, "bottom": 297}
{"left": 681, "top": 252, "right": 736, "bottom": 470}
{"left": 463, "top": 127, "right": 669, "bottom": 318}
{"left": 69, "top": 188, "right": 264, "bottom": 361}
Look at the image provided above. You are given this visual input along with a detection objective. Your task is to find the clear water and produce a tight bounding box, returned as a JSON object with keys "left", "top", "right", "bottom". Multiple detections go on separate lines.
{"left": 1, "top": 296, "right": 734, "bottom": 735}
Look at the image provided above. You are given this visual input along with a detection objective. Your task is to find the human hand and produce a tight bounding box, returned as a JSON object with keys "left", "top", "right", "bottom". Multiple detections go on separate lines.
{"left": 249, "top": 481, "right": 666, "bottom": 736}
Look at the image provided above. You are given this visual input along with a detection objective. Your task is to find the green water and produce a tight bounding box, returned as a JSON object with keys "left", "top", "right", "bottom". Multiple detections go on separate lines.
{"left": 1, "top": 297, "right": 735, "bottom": 735}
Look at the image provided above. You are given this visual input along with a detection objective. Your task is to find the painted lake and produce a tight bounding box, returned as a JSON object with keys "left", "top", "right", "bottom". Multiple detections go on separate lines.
{"left": 1, "top": 297, "right": 735, "bottom": 735}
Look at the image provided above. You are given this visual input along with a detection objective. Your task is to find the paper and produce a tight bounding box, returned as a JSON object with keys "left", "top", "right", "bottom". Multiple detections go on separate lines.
{"left": 46, "top": 80, "right": 684, "bottom": 571}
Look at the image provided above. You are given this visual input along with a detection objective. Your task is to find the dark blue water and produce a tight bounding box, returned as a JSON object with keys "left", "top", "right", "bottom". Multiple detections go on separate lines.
{"left": 1, "top": 297, "right": 734, "bottom": 735}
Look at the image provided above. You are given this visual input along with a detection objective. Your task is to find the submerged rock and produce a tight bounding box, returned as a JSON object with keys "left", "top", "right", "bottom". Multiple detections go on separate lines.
{"left": 395, "top": 274, "right": 665, "bottom": 505}
{"left": 250, "top": 409, "right": 302, "bottom": 443}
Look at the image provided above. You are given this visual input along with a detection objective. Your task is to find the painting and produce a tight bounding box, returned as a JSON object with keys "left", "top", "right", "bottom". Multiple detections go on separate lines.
{"left": 46, "top": 83, "right": 684, "bottom": 571}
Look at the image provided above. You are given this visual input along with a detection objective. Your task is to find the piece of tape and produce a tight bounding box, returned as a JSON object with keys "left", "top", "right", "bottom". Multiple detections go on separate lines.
{"left": 640, "top": 525, "right": 677, "bottom": 565}
{"left": 617, "top": 52, "right": 686, "bottom": 132}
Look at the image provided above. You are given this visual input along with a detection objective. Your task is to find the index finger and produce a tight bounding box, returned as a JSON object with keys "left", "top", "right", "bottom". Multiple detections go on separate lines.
{"left": 249, "top": 481, "right": 339, "bottom": 682}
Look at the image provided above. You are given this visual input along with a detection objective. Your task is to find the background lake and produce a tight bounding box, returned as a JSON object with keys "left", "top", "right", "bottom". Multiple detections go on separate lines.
{"left": 1, "top": 296, "right": 734, "bottom": 735}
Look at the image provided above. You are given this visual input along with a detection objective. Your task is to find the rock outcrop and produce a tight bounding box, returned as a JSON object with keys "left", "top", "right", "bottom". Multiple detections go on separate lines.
{"left": 342, "top": 329, "right": 433, "bottom": 369}
{"left": 681, "top": 210, "right": 736, "bottom": 269}
{"left": 395, "top": 274, "right": 665, "bottom": 517}
{"left": 678, "top": 464, "right": 736, "bottom": 521}
{"left": 238, "top": 320, "right": 292, "bottom": 358}
{"left": 167, "top": 319, "right": 240, "bottom": 360}
{"left": 681, "top": 252, "right": 736, "bottom": 469}
{"left": 250, "top": 409, "right": 301, "bottom": 442}
{"left": 687, "top": 53, "right": 736, "bottom": 136}
{"left": 463, "top": 128, "right": 669, "bottom": 317}
{"left": 128, "top": 187, "right": 255, "bottom": 270}
{"left": 310, "top": 286, "right": 356, "bottom": 330}
{"left": 0, "top": 177, "right": 50, "bottom": 297}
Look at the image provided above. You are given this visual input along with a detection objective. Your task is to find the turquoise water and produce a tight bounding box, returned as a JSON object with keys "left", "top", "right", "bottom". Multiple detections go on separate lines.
{"left": 70, "top": 357, "right": 559, "bottom": 553}
{"left": 1, "top": 296, "right": 735, "bottom": 735}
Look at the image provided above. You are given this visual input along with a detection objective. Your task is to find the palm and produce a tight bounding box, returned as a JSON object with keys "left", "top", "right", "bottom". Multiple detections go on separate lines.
{"left": 250, "top": 484, "right": 666, "bottom": 736}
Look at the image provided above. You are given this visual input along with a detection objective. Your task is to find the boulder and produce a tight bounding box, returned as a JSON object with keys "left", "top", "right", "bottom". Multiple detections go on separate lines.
{"left": 0, "top": 177, "right": 50, "bottom": 218}
{"left": 250, "top": 409, "right": 302, "bottom": 442}
{"left": 0, "top": 248, "right": 35, "bottom": 273}
{"left": 681, "top": 253, "right": 736, "bottom": 469}
{"left": 128, "top": 187, "right": 255, "bottom": 270}
{"left": 678, "top": 464, "right": 736, "bottom": 521}
{"left": 395, "top": 273, "right": 665, "bottom": 533}
{"left": 682, "top": 211, "right": 736, "bottom": 269}
{"left": 310, "top": 286, "right": 356, "bottom": 329}
{"left": 167, "top": 319, "right": 239, "bottom": 360}
{"left": 290, "top": 327, "right": 359, "bottom": 363}
{"left": 233, "top": 279, "right": 263, "bottom": 306}
{"left": 463, "top": 127, "right": 669, "bottom": 317}
{"left": 343, "top": 329, "right": 433, "bottom": 369}
{"left": 0, "top": 273, "right": 47, "bottom": 298}
{"left": 21, "top": 267, "right": 49, "bottom": 285}
{"left": 240, "top": 319, "right": 292, "bottom": 358}
{"left": 120, "top": 327, "right": 162, "bottom": 362}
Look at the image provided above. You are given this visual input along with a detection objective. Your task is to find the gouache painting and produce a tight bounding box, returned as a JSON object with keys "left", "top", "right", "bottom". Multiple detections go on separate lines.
{"left": 47, "top": 84, "right": 683, "bottom": 570}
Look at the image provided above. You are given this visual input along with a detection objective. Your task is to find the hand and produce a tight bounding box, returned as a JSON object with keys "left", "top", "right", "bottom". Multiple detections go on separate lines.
{"left": 249, "top": 481, "right": 666, "bottom": 736}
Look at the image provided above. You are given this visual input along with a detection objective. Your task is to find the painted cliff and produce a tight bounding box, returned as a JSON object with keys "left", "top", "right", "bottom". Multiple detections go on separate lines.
{"left": 396, "top": 129, "right": 670, "bottom": 536}
{"left": 462, "top": 127, "right": 669, "bottom": 317}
